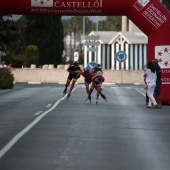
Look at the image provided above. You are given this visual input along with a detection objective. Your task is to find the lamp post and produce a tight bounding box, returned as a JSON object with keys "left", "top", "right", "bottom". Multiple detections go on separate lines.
{"left": 96, "top": 16, "right": 99, "bottom": 63}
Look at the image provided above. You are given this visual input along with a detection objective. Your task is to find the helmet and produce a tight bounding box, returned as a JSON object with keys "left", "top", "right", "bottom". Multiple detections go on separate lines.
{"left": 73, "top": 61, "right": 79, "bottom": 65}
{"left": 96, "top": 71, "right": 102, "bottom": 76}
{"left": 97, "top": 64, "right": 101, "bottom": 67}
{"left": 84, "top": 67, "right": 89, "bottom": 73}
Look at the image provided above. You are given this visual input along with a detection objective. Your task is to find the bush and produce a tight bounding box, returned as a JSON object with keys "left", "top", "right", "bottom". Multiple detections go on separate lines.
{"left": 0, "top": 68, "right": 15, "bottom": 89}
{"left": 24, "top": 45, "right": 39, "bottom": 67}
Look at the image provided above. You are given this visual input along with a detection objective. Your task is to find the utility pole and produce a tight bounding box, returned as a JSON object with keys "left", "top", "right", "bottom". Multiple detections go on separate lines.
{"left": 96, "top": 16, "right": 99, "bottom": 63}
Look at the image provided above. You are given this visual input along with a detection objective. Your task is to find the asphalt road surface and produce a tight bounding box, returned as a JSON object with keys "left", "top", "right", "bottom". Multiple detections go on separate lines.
{"left": 0, "top": 83, "right": 170, "bottom": 170}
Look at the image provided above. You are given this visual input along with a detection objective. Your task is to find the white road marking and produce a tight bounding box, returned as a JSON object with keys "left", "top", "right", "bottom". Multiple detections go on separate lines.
{"left": 28, "top": 82, "right": 41, "bottom": 84}
{"left": 46, "top": 104, "right": 52, "bottom": 108}
{"left": 135, "top": 88, "right": 146, "bottom": 97}
{"left": 0, "top": 88, "right": 79, "bottom": 159}
{"left": 34, "top": 111, "right": 43, "bottom": 116}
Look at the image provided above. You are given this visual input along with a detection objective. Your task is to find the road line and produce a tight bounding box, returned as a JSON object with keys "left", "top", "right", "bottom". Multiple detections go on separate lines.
{"left": 0, "top": 88, "right": 78, "bottom": 159}
{"left": 46, "top": 104, "right": 52, "bottom": 108}
{"left": 135, "top": 88, "right": 146, "bottom": 97}
{"left": 34, "top": 111, "right": 43, "bottom": 116}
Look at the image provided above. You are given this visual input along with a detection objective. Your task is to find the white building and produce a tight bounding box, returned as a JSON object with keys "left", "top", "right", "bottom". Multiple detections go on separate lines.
{"left": 83, "top": 31, "right": 148, "bottom": 70}
{"left": 83, "top": 16, "right": 148, "bottom": 70}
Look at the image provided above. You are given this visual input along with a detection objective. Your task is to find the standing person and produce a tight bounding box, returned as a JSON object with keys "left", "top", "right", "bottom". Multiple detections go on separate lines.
{"left": 74, "top": 49, "right": 79, "bottom": 62}
{"left": 153, "top": 58, "right": 162, "bottom": 108}
{"left": 7, "top": 64, "right": 12, "bottom": 73}
{"left": 0, "top": 61, "right": 3, "bottom": 68}
{"left": 0, "top": 61, "right": 7, "bottom": 68}
{"left": 88, "top": 71, "right": 105, "bottom": 104}
{"left": 144, "top": 64, "right": 149, "bottom": 105}
{"left": 144, "top": 61, "right": 157, "bottom": 108}
{"left": 63, "top": 61, "right": 82, "bottom": 99}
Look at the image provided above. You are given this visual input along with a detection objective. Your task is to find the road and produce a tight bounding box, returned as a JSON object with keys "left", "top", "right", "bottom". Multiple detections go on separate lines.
{"left": 0, "top": 83, "right": 170, "bottom": 170}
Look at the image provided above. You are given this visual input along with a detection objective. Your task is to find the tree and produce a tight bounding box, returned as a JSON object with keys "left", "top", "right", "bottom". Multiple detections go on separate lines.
{"left": 163, "top": 0, "right": 170, "bottom": 9}
{"left": 0, "top": 16, "right": 19, "bottom": 51}
{"left": 24, "top": 45, "right": 39, "bottom": 67}
{"left": 24, "top": 15, "right": 64, "bottom": 67}
{"left": 98, "top": 16, "right": 121, "bottom": 31}
{"left": 62, "top": 16, "right": 95, "bottom": 36}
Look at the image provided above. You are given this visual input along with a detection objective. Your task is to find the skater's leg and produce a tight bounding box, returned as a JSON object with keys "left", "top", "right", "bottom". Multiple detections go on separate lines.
{"left": 63, "top": 76, "right": 71, "bottom": 94}
{"left": 68, "top": 79, "right": 77, "bottom": 96}
{"left": 96, "top": 85, "right": 101, "bottom": 101}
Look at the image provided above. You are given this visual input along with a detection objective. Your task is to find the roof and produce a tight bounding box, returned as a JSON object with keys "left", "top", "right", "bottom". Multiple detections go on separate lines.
{"left": 84, "top": 31, "right": 148, "bottom": 45}
{"left": 89, "top": 31, "right": 118, "bottom": 44}
{"left": 110, "top": 31, "right": 148, "bottom": 44}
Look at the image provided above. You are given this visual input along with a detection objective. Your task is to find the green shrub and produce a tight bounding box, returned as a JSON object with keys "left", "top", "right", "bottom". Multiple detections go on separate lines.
{"left": 0, "top": 68, "right": 14, "bottom": 89}
{"left": 24, "top": 45, "right": 39, "bottom": 67}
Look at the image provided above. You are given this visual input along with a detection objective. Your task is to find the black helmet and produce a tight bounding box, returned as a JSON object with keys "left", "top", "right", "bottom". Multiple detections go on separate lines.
{"left": 73, "top": 61, "right": 79, "bottom": 65}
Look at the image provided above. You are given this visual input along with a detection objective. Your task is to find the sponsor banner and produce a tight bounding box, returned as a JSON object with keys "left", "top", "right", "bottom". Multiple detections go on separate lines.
{"left": 133, "top": 0, "right": 168, "bottom": 29}
{"left": 31, "top": 0, "right": 103, "bottom": 8}
{"left": 31, "top": 0, "right": 53, "bottom": 7}
{"left": 31, "top": 0, "right": 103, "bottom": 15}
{"left": 155, "top": 46, "right": 170, "bottom": 83}
{"left": 133, "top": 0, "right": 150, "bottom": 12}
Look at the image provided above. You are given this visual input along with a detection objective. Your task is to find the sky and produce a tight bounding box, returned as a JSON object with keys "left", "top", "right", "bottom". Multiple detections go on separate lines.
{"left": 3, "top": 15, "right": 106, "bottom": 23}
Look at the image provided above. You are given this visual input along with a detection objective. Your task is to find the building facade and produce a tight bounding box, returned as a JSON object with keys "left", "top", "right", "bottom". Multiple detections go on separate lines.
{"left": 83, "top": 31, "right": 148, "bottom": 70}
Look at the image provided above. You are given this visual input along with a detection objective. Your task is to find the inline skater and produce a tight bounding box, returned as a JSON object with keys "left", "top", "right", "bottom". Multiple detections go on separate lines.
{"left": 80, "top": 67, "right": 95, "bottom": 96}
{"left": 63, "top": 61, "right": 82, "bottom": 99}
{"left": 92, "top": 64, "right": 103, "bottom": 74}
{"left": 88, "top": 71, "right": 105, "bottom": 104}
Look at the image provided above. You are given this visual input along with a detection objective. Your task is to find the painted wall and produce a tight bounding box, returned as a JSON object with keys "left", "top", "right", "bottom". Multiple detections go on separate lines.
{"left": 12, "top": 68, "right": 144, "bottom": 84}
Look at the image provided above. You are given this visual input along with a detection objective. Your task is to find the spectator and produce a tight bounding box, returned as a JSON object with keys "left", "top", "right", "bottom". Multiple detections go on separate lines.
{"left": 7, "top": 64, "right": 12, "bottom": 73}
{"left": 144, "top": 64, "right": 149, "bottom": 105}
{"left": 74, "top": 49, "right": 79, "bottom": 62}
{"left": 0, "top": 61, "right": 7, "bottom": 68}
{"left": 144, "top": 61, "right": 157, "bottom": 108}
{"left": 153, "top": 58, "right": 162, "bottom": 108}
{"left": 0, "top": 61, "right": 2, "bottom": 68}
